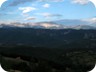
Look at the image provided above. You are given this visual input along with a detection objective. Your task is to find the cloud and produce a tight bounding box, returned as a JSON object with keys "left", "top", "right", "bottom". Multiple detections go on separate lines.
{"left": 19, "top": 7, "right": 37, "bottom": 13}
{"left": 43, "top": 4, "right": 50, "bottom": 8}
{"left": 41, "top": 13, "right": 62, "bottom": 18}
{"left": 9, "top": 0, "right": 35, "bottom": 6}
{"left": 40, "top": 23, "right": 60, "bottom": 28}
{"left": 22, "top": 13, "right": 29, "bottom": 17}
{"left": 82, "top": 18, "right": 96, "bottom": 23}
{"left": 26, "top": 17, "right": 36, "bottom": 20}
{"left": 71, "top": 0, "right": 89, "bottom": 5}
{"left": 9, "top": 0, "right": 64, "bottom": 6}
{"left": 41, "top": 13, "right": 50, "bottom": 17}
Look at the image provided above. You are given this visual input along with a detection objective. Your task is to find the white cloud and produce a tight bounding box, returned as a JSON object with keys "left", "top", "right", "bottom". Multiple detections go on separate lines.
{"left": 41, "top": 13, "right": 51, "bottom": 18}
{"left": 43, "top": 4, "right": 50, "bottom": 8}
{"left": 19, "top": 7, "right": 37, "bottom": 13}
{"left": 40, "top": 23, "right": 60, "bottom": 28}
{"left": 26, "top": 17, "right": 36, "bottom": 20}
{"left": 82, "top": 18, "right": 96, "bottom": 23}
{"left": 71, "top": 0, "right": 89, "bottom": 5}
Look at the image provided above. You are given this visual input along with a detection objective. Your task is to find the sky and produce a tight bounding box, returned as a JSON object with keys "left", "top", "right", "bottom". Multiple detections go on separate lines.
{"left": 0, "top": 0, "right": 96, "bottom": 23}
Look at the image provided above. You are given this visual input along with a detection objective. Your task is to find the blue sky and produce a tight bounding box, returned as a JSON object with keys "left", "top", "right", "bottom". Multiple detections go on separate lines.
{"left": 0, "top": 0, "right": 96, "bottom": 23}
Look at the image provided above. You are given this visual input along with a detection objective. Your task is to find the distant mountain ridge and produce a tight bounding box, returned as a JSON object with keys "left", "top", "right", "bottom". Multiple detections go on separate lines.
{"left": 0, "top": 19, "right": 96, "bottom": 29}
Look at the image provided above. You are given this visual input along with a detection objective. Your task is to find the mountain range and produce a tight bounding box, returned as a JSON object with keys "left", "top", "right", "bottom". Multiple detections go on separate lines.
{"left": 0, "top": 19, "right": 96, "bottom": 29}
